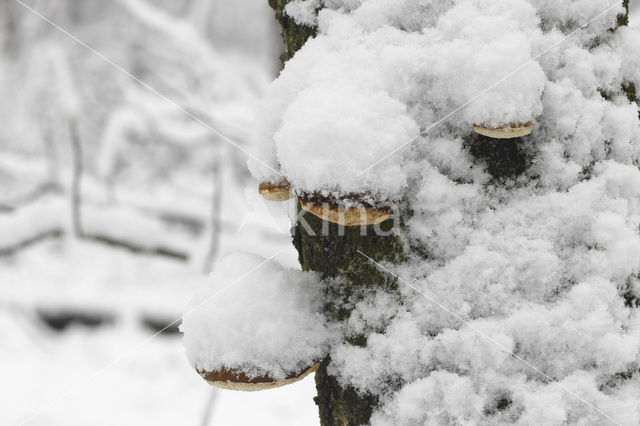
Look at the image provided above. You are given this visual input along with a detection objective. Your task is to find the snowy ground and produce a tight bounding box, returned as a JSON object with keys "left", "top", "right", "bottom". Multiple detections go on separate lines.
{"left": 0, "top": 0, "right": 321, "bottom": 422}
{"left": 0, "top": 307, "right": 319, "bottom": 426}
{"left": 0, "top": 204, "right": 318, "bottom": 426}
{"left": 0, "top": 132, "right": 312, "bottom": 425}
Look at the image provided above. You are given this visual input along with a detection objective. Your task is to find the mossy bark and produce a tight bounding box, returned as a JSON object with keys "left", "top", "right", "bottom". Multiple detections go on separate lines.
{"left": 618, "top": 0, "right": 629, "bottom": 27}
{"left": 294, "top": 207, "right": 403, "bottom": 425}
{"left": 268, "top": 0, "right": 317, "bottom": 65}
{"left": 464, "top": 133, "right": 532, "bottom": 180}
{"left": 266, "top": 2, "right": 404, "bottom": 424}
{"left": 617, "top": 0, "right": 638, "bottom": 109}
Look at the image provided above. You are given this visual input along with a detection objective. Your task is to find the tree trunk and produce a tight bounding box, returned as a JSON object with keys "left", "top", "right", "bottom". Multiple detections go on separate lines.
{"left": 268, "top": 0, "right": 317, "bottom": 65}
{"left": 266, "top": 2, "right": 631, "bottom": 424}
{"left": 294, "top": 210, "right": 403, "bottom": 425}
{"left": 266, "top": 3, "right": 402, "bottom": 424}
{"left": 618, "top": 0, "right": 629, "bottom": 27}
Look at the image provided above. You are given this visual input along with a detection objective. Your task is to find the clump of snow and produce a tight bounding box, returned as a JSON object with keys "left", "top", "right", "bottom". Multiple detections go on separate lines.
{"left": 251, "top": 0, "right": 553, "bottom": 198}
{"left": 615, "top": 26, "right": 640, "bottom": 89}
{"left": 529, "top": 0, "right": 623, "bottom": 37}
{"left": 329, "top": 162, "right": 640, "bottom": 423}
{"left": 285, "top": 0, "right": 322, "bottom": 26}
{"left": 181, "top": 252, "right": 337, "bottom": 380}
{"left": 370, "top": 371, "right": 484, "bottom": 425}
{"left": 275, "top": 86, "right": 418, "bottom": 197}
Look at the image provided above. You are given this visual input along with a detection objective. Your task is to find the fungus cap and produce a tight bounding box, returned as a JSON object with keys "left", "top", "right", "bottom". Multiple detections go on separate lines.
{"left": 473, "top": 122, "right": 533, "bottom": 139}
{"left": 259, "top": 181, "right": 295, "bottom": 202}
{"left": 299, "top": 198, "right": 391, "bottom": 227}
{"left": 198, "top": 362, "right": 320, "bottom": 391}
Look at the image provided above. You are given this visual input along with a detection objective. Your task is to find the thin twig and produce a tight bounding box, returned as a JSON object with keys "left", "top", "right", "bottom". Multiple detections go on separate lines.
{"left": 202, "top": 152, "right": 222, "bottom": 272}
{"left": 199, "top": 389, "right": 218, "bottom": 426}
{"left": 69, "top": 118, "right": 84, "bottom": 238}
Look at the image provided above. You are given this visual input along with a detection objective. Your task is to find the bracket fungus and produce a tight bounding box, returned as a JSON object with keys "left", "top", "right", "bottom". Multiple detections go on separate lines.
{"left": 298, "top": 193, "right": 392, "bottom": 227}
{"left": 181, "top": 253, "right": 335, "bottom": 393}
{"left": 473, "top": 122, "right": 533, "bottom": 139}
{"left": 258, "top": 181, "right": 295, "bottom": 202}
{"left": 197, "top": 362, "right": 320, "bottom": 391}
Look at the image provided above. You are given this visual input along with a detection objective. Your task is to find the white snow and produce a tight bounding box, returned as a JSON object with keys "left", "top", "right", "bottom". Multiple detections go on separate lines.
{"left": 3, "top": 0, "right": 640, "bottom": 425}
{"left": 181, "top": 252, "right": 338, "bottom": 380}
{"left": 245, "top": 1, "right": 640, "bottom": 424}
{"left": 0, "top": 309, "right": 320, "bottom": 426}
{"left": 253, "top": 0, "right": 625, "bottom": 198}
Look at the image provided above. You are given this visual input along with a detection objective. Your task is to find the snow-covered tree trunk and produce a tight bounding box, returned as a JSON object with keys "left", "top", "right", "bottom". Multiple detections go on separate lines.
{"left": 268, "top": 1, "right": 633, "bottom": 425}
{"left": 294, "top": 212, "right": 403, "bottom": 425}
{"left": 268, "top": 0, "right": 317, "bottom": 64}
{"left": 267, "top": 2, "right": 402, "bottom": 424}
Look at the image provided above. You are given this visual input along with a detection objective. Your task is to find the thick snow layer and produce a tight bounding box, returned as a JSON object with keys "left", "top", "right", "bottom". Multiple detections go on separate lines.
{"left": 181, "top": 252, "right": 337, "bottom": 380}
{"left": 324, "top": 163, "right": 640, "bottom": 423}
{"left": 250, "top": 0, "right": 628, "bottom": 198}
{"left": 245, "top": 0, "right": 640, "bottom": 424}
{"left": 0, "top": 197, "right": 314, "bottom": 424}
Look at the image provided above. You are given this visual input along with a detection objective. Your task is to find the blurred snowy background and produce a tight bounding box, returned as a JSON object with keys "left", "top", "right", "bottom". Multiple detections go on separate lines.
{"left": 0, "top": 0, "right": 316, "bottom": 425}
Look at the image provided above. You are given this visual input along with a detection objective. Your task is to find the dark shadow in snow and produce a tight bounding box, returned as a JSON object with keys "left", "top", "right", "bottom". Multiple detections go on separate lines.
{"left": 37, "top": 309, "right": 115, "bottom": 331}
{"left": 141, "top": 316, "right": 181, "bottom": 336}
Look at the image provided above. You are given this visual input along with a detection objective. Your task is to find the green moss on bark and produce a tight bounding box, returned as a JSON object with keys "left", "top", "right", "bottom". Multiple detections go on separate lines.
{"left": 267, "top": 2, "right": 634, "bottom": 425}
{"left": 314, "top": 358, "right": 379, "bottom": 426}
{"left": 268, "top": 0, "right": 317, "bottom": 65}
{"left": 294, "top": 204, "right": 403, "bottom": 319}
{"left": 617, "top": 0, "right": 629, "bottom": 27}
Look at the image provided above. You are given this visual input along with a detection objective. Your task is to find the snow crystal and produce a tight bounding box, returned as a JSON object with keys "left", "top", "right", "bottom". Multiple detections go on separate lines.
{"left": 370, "top": 371, "right": 484, "bottom": 426}
{"left": 181, "top": 252, "right": 337, "bottom": 380}
{"left": 285, "top": 0, "right": 322, "bottom": 27}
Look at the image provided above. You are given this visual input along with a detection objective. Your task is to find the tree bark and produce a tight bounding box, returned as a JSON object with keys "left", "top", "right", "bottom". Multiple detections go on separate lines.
{"left": 294, "top": 210, "right": 403, "bottom": 426}
{"left": 268, "top": 0, "right": 317, "bottom": 65}
{"left": 618, "top": 0, "right": 629, "bottom": 27}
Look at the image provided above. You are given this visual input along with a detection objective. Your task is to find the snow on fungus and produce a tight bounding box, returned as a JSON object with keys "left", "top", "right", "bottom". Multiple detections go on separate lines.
{"left": 181, "top": 253, "right": 335, "bottom": 391}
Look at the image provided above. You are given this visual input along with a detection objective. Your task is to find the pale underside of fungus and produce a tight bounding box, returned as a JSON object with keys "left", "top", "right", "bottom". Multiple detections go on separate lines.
{"left": 258, "top": 181, "right": 295, "bottom": 202}
{"left": 473, "top": 121, "right": 534, "bottom": 139}
{"left": 198, "top": 362, "right": 320, "bottom": 392}
{"left": 299, "top": 198, "right": 391, "bottom": 227}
